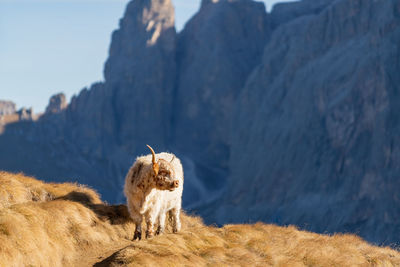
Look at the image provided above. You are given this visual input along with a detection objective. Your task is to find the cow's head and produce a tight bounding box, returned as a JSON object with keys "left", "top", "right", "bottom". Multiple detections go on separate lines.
{"left": 147, "top": 145, "right": 180, "bottom": 191}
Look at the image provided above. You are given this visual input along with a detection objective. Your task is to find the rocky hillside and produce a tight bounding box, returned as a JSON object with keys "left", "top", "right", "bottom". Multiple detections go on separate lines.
{"left": 0, "top": 0, "right": 400, "bottom": 245}
{"left": 1, "top": 172, "right": 399, "bottom": 266}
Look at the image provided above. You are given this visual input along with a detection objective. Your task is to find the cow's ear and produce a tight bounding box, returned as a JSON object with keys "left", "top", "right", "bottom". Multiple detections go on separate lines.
{"left": 133, "top": 163, "right": 143, "bottom": 177}
{"left": 137, "top": 182, "right": 145, "bottom": 189}
{"left": 130, "top": 162, "right": 143, "bottom": 184}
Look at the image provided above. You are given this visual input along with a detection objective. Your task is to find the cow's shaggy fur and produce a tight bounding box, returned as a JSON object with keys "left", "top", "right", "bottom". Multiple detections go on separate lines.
{"left": 124, "top": 145, "right": 184, "bottom": 240}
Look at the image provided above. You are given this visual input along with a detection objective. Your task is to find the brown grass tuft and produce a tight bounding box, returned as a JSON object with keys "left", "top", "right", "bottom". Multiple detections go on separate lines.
{"left": 0, "top": 171, "right": 399, "bottom": 267}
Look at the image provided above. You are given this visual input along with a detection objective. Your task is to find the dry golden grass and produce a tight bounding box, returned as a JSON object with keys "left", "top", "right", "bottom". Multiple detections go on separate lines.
{"left": 0, "top": 171, "right": 399, "bottom": 267}
{"left": 0, "top": 171, "right": 133, "bottom": 267}
{"left": 98, "top": 217, "right": 400, "bottom": 267}
{"left": 0, "top": 171, "right": 102, "bottom": 208}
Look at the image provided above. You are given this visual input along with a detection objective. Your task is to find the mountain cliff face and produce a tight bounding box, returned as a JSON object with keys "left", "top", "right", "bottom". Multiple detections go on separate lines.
{"left": 104, "top": 0, "right": 176, "bottom": 153}
{"left": 1, "top": 0, "right": 400, "bottom": 244}
{"left": 172, "top": 0, "right": 270, "bottom": 199}
{"left": 208, "top": 0, "right": 400, "bottom": 244}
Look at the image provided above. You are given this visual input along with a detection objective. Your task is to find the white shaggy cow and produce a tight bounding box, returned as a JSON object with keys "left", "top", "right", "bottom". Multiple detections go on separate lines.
{"left": 124, "top": 145, "right": 183, "bottom": 240}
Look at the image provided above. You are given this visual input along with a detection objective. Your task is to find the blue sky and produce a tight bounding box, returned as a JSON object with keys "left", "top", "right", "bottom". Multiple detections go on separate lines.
{"left": 0, "top": 0, "right": 296, "bottom": 112}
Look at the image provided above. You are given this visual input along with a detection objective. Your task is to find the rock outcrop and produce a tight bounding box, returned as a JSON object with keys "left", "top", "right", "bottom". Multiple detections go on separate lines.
{"left": 45, "top": 93, "right": 67, "bottom": 114}
{"left": 0, "top": 101, "right": 16, "bottom": 116}
{"left": 17, "top": 108, "right": 34, "bottom": 121}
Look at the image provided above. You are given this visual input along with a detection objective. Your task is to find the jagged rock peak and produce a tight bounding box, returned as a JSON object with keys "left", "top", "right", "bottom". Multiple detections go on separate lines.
{"left": 0, "top": 101, "right": 16, "bottom": 116}
{"left": 122, "top": 0, "right": 175, "bottom": 40}
{"left": 45, "top": 93, "right": 67, "bottom": 114}
{"left": 104, "top": 0, "right": 176, "bottom": 83}
{"left": 17, "top": 107, "right": 33, "bottom": 121}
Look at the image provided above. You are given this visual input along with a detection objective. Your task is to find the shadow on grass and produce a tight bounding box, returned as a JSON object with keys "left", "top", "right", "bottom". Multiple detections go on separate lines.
{"left": 93, "top": 245, "right": 134, "bottom": 267}
{"left": 56, "top": 191, "right": 132, "bottom": 225}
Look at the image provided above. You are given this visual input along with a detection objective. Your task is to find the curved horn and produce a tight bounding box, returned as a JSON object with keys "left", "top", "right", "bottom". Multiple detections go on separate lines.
{"left": 147, "top": 144, "right": 156, "bottom": 164}
{"left": 146, "top": 145, "right": 159, "bottom": 175}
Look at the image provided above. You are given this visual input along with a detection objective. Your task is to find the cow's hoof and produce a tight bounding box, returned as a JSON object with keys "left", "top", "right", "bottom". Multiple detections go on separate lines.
{"left": 146, "top": 230, "right": 154, "bottom": 239}
{"left": 156, "top": 226, "right": 164, "bottom": 236}
{"left": 133, "top": 230, "right": 142, "bottom": 241}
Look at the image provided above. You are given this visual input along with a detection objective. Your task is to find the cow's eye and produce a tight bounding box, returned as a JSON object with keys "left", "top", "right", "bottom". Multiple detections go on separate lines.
{"left": 159, "top": 170, "right": 169, "bottom": 177}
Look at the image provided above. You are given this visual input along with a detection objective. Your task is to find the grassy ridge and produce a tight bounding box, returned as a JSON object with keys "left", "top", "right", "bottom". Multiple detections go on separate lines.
{"left": 98, "top": 216, "right": 400, "bottom": 267}
{"left": 0, "top": 171, "right": 399, "bottom": 266}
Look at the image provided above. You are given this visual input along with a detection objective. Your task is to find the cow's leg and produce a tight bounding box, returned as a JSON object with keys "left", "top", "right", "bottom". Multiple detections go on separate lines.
{"left": 156, "top": 211, "right": 166, "bottom": 235}
{"left": 131, "top": 213, "right": 143, "bottom": 241}
{"left": 134, "top": 222, "right": 142, "bottom": 240}
{"left": 171, "top": 207, "right": 181, "bottom": 233}
{"left": 127, "top": 202, "right": 143, "bottom": 241}
{"left": 145, "top": 208, "right": 159, "bottom": 239}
